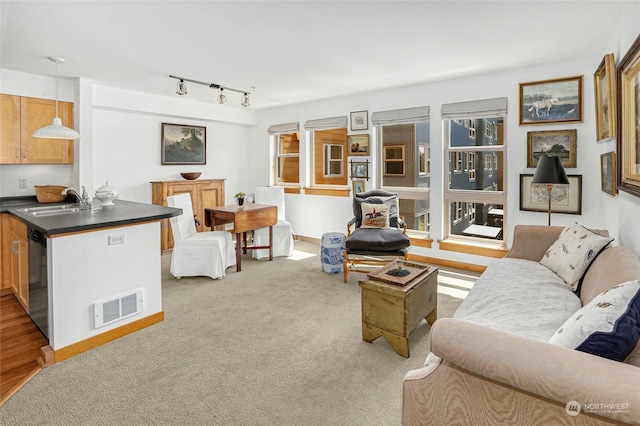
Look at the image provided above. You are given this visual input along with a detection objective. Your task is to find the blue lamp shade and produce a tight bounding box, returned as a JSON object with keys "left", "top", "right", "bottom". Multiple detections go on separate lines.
{"left": 531, "top": 155, "right": 569, "bottom": 185}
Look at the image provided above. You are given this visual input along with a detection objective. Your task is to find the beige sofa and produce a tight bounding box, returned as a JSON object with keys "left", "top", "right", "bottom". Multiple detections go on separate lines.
{"left": 403, "top": 225, "right": 640, "bottom": 425}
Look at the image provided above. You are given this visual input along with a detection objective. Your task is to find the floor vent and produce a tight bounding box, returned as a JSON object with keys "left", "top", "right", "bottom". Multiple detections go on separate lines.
{"left": 94, "top": 288, "right": 143, "bottom": 329}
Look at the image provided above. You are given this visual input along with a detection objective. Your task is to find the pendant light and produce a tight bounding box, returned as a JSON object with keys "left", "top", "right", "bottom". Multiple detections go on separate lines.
{"left": 33, "top": 57, "right": 81, "bottom": 140}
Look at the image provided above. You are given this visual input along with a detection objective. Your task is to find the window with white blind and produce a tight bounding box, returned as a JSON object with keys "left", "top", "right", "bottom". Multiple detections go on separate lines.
{"left": 304, "top": 116, "right": 348, "bottom": 188}
{"left": 372, "top": 106, "right": 430, "bottom": 235}
{"left": 442, "top": 97, "right": 507, "bottom": 244}
{"left": 269, "top": 122, "right": 300, "bottom": 187}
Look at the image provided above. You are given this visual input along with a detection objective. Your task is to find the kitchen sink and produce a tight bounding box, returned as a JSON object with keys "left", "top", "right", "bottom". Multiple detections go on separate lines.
{"left": 20, "top": 204, "right": 81, "bottom": 216}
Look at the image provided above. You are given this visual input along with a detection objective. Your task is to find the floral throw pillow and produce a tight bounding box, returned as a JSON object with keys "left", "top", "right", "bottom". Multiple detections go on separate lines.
{"left": 360, "top": 202, "right": 390, "bottom": 229}
{"left": 548, "top": 280, "right": 640, "bottom": 361}
{"left": 540, "top": 224, "right": 613, "bottom": 291}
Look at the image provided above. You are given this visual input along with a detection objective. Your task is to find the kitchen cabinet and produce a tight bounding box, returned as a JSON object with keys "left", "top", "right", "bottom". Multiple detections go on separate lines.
{"left": 151, "top": 179, "right": 226, "bottom": 251}
{"left": 0, "top": 94, "right": 75, "bottom": 164}
{"left": 0, "top": 214, "right": 11, "bottom": 292}
{"left": 8, "top": 215, "right": 29, "bottom": 311}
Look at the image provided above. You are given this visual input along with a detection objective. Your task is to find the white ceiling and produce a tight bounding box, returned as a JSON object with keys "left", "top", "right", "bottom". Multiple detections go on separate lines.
{"left": 0, "top": 1, "right": 627, "bottom": 110}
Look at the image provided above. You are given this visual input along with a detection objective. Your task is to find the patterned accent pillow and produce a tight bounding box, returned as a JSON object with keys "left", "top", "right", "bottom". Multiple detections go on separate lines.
{"left": 540, "top": 224, "right": 613, "bottom": 291}
{"left": 548, "top": 280, "right": 640, "bottom": 361}
{"left": 360, "top": 202, "right": 390, "bottom": 229}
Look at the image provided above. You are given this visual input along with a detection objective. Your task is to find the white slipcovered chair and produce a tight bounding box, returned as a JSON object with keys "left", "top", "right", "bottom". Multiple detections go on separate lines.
{"left": 252, "top": 186, "right": 294, "bottom": 259}
{"left": 167, "top": 193, "right": 236, "bottom": 279}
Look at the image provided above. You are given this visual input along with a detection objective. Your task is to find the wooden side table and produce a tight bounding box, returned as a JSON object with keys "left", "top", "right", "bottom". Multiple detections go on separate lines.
{"left": 358, "top": 266, "right": 438, "bottom": 358}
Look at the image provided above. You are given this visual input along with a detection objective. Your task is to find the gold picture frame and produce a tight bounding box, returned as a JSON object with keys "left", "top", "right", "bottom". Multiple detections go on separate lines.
{"left": 601, "top": 151, "right": 617, "bottom": 196}
{"left": 348, "top": 134, "right": 369, "bottom": 155}
{"left": 594, "top": 53, "right": 617, "bottom": 141}
{"left": 519, "top": 75, "right": 583, "bottom": 125}
{"left": 526, "top": 129, "right": 577, "bottom": 168}
{"left": 618, "top": 34, "right": 640, "bottom": 197}
{"left": 352, "top": 179, "right": 365, "bottom": 195}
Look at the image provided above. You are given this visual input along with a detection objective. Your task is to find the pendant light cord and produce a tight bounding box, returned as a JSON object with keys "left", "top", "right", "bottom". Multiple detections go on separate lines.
{"left": 54, "top": 59, "right": 59, "bottom": 118}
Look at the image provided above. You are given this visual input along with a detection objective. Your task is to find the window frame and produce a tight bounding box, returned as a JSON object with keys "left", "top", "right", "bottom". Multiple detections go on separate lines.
{"left": 274, "top": 131, "right": 300, "bottom": 187}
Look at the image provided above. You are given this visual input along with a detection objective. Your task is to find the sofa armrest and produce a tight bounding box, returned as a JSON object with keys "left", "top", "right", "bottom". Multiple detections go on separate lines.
{"left": 421, "top": 318, "right": 640, "bottom": 424}
{"left": 505, "top": 225, "right": 564, "bottom": 261}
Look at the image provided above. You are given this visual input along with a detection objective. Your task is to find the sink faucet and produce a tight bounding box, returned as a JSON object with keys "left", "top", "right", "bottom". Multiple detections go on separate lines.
{"left": 62, "top": 186, "right": 91, "bottom": 209}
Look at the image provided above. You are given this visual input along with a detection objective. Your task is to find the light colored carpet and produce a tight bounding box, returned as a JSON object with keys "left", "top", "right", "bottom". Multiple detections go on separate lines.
{"left": 1, "top": 240, "right": 474, "bottom": 426}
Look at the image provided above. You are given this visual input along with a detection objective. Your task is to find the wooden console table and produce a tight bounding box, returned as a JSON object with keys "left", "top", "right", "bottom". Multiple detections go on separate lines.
{"left": 204, "top": 203, "right": 277, "bottom": 272}
{"left": 359, "top": 265, "right": 438, "bottom": 358}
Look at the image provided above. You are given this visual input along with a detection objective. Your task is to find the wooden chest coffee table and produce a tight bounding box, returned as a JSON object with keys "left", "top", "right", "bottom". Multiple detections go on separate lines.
{"left": 358, "top": 265, "right": 438, "bottom": 358}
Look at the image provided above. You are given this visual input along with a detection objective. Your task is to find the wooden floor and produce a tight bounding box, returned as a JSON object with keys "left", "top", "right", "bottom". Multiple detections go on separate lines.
{"left": 0, "top": 293, "right": 48, "bottom": 405}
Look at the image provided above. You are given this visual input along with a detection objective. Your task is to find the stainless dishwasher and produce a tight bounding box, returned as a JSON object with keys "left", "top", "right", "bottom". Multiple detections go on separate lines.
{"left": 28, "top": 228, "right": 48, "bottom": 338}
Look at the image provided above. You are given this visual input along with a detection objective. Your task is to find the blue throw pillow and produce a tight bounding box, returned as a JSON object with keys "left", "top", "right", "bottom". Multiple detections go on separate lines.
{"left": 548, "top": 280, "right": 640, "bottom": 361}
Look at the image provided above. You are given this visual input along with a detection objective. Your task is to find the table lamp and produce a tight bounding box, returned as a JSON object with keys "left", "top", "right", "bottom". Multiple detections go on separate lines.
{"left": 531, "top": 155, "right": 570, "bottom": 225}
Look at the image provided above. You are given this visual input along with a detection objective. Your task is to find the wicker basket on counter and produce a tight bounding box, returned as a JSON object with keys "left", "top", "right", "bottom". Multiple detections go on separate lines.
{"left": 34, "top": 185, "right": 68, "bottom": 203}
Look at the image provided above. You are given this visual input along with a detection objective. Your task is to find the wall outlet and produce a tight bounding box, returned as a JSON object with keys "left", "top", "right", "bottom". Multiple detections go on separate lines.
{"left": 18, "top": 177, "right": 27, "bottom": 188}
{"left": 108, "top": 234, "right": 126, "bottom": 245}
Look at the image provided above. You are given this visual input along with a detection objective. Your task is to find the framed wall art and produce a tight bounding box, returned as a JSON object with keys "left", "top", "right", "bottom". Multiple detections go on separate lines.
{"left": 350, "top": 110, "right": 368, "bottom": 131}
{"left": 617, "top": 34, "right": 640, "bottom": 197}
{"left": 526, "top": 129, "right": 577, "bottom": 168}
{"left": 161, "top": 123, "right": 206, "bottom": 165}
{"left": 352, "top": 180, "right": 365, "bottom": 194}
{"left": 350, "top": 160, "right": 369, "bottom": 180}
{"left": 601, "top": 151, "right": 617, "bottom": 196}
{"left": 520, "top": 174, "right": 582, "bottom": 215}
{"left": 519, "top": 75, "right": 583, "bottom": 125}
{"left": 594, "top": 53, "right": 617, "bottom": 141}
{"left": 348, "top": 134, "right": 370, "bottom": 155}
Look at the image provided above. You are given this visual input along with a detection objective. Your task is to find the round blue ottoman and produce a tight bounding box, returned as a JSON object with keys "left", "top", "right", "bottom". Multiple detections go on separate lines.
{"left": 321, "top": 232, "right": 346, "bottom": 274}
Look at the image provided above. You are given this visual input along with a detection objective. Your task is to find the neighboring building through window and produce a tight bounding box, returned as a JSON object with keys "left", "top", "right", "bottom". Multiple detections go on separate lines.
{"left": 268, "top": 122, "right": 300, "bottom": 188}
{"left": 304, "top": 116, "right": 348, "bottom": 187}
{"left": 442, "top": 97, "right": 507, "bottom": 244}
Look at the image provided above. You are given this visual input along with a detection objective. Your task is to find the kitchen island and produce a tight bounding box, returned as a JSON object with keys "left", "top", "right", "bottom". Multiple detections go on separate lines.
{"left": 2, "top": 198, "right": 181, "bottom": 362}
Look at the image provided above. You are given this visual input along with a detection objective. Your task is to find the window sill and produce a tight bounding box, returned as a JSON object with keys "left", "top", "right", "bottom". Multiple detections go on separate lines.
{"left": 282, "top": 187, "right": 301, "bottom": 194}
{"left": 304, "top": 187, "right": 351, "bottom": 197}
{"left": 438, "top": 238, "right": 508, "bottom": 258}
{"left": 408, "top": 233, "right": 433, "bottom": 248}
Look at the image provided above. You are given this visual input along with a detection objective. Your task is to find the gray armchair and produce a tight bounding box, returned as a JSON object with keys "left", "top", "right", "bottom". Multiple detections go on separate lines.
{"left": 342, "top": 190, "right": 410, "bottom": 282}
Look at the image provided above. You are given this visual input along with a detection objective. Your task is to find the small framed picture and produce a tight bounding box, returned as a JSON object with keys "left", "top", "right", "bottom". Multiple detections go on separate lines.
{"left": 350, "top": 160, "right": 369, "bottom": 180}
{"left": 601, "top": 151, "right": 617, "bottom": 195}
{"left": 161, "top": 123, "right": 206, "bottom": 165}
{"left": 520, "top": 174, "right": 582, "bottom": 215}
{"left": 527, "top": 129, "right": 577, "bottom": 168}
{"left": 348, "top": 134, "right": 369, "bottom": 155}
{"left": 519, "top": 75, "right": 583, "bottom": 125}
{"left": 594, "top": 53, "right": 616, "bottom": 141}
{"left": 350, "top": 110, "right": 368, "bottom": 131}
{"left": 352, "top": 180, "right": 365, "bottom": 194}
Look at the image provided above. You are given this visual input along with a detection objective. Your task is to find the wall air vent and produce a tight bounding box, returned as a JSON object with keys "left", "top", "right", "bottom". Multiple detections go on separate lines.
{"left": 94, "top": 288, "right": 143, "bottom": 328}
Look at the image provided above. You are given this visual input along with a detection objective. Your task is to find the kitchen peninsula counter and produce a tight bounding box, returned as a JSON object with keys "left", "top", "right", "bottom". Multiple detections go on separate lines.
{"left": 4, "top": 198, "right": 181, "bottom": 236}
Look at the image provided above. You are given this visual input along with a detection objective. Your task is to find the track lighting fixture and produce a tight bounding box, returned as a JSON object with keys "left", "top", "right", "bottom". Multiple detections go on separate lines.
{"left": 217, "top": 88, "right": 227, "bottom": 104}
{"left": 169, "top": 75, "right": 252, "bottom": 107}
{"left": 176, "top": 79, "right": 187, "bottom": 95}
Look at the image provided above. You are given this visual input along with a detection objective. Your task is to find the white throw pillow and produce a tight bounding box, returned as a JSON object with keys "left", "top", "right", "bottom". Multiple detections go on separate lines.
{"left": 540, "top": 224, "right": 613, "bottom": 291}
{"left": 360, "top": 202, "right": 390, "bottom": 229}
{"left": 548, "top": 280, "right": 640, "bottom": 361}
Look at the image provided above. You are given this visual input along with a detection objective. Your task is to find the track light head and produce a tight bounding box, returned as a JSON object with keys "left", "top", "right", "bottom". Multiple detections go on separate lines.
{"left": 176, "top": 80, "right": 187, "bottom": 95}
{"left": 217, "top": 88, "right": 227, "bottom": 104}
{"left": 241, "top": 93, "right": 250, "bottom": 107}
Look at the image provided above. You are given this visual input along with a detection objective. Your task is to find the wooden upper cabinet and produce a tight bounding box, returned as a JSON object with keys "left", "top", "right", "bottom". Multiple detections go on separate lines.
{"left": 0, "top": 94, "right": 21, "bottom": 163}
{"left": 0, "top": 94, "right": 75, "bottom": 164}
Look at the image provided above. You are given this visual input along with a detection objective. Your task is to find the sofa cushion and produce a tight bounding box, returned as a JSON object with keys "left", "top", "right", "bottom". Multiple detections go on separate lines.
{"left": 360, "top": 202, "right": 390, "bottom": 229}
{"left": 540, "top": 224, "right": 613, "bottom": 292}
{"left": 548, "top": 280, "right": 640, "bottom": 361}
{"left": 580, "top": 246, "right": 640, "bottom": 305}
{"left": 452, "top": 258, "right": 581, "bottom": 341}
{"left": 345, "top": 227, "right": 410, "bottom": 252}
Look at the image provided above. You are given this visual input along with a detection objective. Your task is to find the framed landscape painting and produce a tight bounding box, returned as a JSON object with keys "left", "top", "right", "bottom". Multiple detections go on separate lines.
{"left": 519, "top": 75, "right": 583, "bottom": 125}
{"left": 526, "top": 129, "right": 577, "bottom": 168}
{"left": 594, "top": 53, "right": 616, "bottom": 141}
{"left": 161, "top": 123, "right": 206, "bottom": 165}
{"left": 618, "top": 33, "right": 640, "bottom": 197}
{"left": 348, "top": 134, "right": 370, "bottom": 155}
{"left": 601, "top": 151, "right": 617, "bottom": 195}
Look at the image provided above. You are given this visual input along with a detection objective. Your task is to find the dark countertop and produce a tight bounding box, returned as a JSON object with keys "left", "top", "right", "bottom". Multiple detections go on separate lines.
{"left": 2, "top": 197, "right": 182, "bottom": 236}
